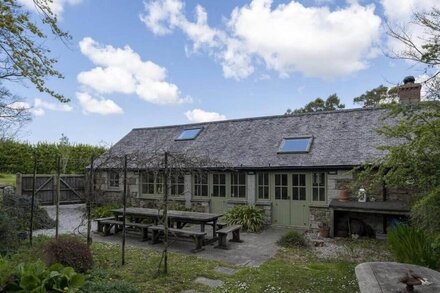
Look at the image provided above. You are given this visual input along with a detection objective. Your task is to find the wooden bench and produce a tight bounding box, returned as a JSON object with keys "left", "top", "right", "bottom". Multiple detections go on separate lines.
{"left": 216, "top": 221, "right": 228, "bottom": 230}
{"left": 150, "top": 225, "right": 206, "bottom": 252}
{"left": 215, "top": 224, "right": 242, "bottom": 249}
{"left": 95, "top": 218, "right": 151, "bottom": 241}
{"left": 95, "top": 217, "right": 116, "bottom": 233}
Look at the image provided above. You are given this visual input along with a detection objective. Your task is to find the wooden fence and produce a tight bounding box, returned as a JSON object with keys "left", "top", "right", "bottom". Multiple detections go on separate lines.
{"left": 16, "top": 173, "right": 85, "bottom": 205}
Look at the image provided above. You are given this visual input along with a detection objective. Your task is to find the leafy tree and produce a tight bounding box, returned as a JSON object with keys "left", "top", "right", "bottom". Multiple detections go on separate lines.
{"left": 0, "top": 0, "right": 70, "bottom": 137}
{"left": 0, "top": 0, "right": 69, "bottom": 101}
{"left": 353, "top": 85, "right": 393, "bottom": 107}
{"left": 286, "top": 94, "right": 345, "bottom": 114}
{"left": 0, "top": 87, "right": 31, "bottom": 138}
{"left": 357, "top": 7, "right": 440, "bottom": 235}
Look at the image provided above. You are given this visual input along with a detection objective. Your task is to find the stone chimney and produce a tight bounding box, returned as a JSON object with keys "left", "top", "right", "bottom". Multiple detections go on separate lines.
{"left": 398, "top": 76, "right": 421, "bottom": 105}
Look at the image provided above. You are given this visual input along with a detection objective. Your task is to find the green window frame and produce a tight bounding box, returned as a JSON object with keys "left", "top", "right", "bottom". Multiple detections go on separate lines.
{"left": 231, "top": 172, "right": 246, "bottom": 198}
{"left": 292, "top": 174, "right": 306, "bottom": 200}
{"left": 109, "top": 171, "right": 120, "bottom": 188}
{"left": 193, "top": 173, "right": 209, "bottom": 197}
{"left": 274, "top": 173, "right": 288, "bottom": 200}
{"left": 170, "top": 174, "right": 185, "bottom": 196}
{"left": 141, "top": 172, "right": 163, "bottom": 195}
{"left": 212, "top": 173, "right": 226, "bottom": 197}
{"left": 257, "top": 173, "right": 269, "bottom": 200}
{"left": 312, "top": 172, "right": 326, "bottom": 202}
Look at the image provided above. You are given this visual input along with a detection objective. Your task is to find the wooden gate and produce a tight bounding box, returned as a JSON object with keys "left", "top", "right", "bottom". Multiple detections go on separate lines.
{"left": 16, "top": 174, "right": 85, "bottom": 205}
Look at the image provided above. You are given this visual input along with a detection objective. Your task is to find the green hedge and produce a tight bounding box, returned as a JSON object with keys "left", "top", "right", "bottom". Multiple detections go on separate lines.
{"left": 0, "top": 139, "right": 106, "bottom": 174}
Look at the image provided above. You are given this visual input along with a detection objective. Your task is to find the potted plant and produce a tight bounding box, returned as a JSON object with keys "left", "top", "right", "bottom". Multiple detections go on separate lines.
{"left": 338, "top": 186, "right": 350, "bottom": 202}
{"left": 318, "top": 222, "right": 330, "bottom": 238}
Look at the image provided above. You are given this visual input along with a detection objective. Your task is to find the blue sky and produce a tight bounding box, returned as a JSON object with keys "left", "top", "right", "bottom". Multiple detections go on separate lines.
{"left": 9, "top": 0, "right": 437, "bottom": 145}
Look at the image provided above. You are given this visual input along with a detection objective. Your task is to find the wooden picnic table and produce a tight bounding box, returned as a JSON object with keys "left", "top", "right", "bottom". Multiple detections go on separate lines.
{"left": 112, "top": 207, "right": 223, "bottom": 243}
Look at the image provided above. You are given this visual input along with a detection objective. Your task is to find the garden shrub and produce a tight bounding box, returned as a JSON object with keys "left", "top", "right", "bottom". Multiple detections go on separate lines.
{"left": 91, "top": 203, "right": 121, "bottom": 219}
{"left": 2, "top": 261, "right": 84, "bottom": 292}
{"left": 2, "top": 189, "right": 55, "bottom": 230}
{"left": 0, "top": 210, "right": 20, "bottom": 253}
{"left": 223, "top": 205, "right": 265, "bottom": 232}
{"left": 44, "top": 236, "right": 93, "bottom": 273}
{"left": 411, "top": 186, "right": 440, "bottom": 235}
{"left": 0, "top": 257, "right": 14, "bottom": 290}
{"left": 388, "top": 224, "right": 440, "bottom": 270}
{"left": 277, "top": 230, "right": 309, "bottom": 248}
{"left": 80, "top": 270, "right": 139, "bottom": 293}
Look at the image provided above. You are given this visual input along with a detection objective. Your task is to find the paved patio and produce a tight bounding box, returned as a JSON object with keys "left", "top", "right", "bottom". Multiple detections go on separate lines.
{"left": 36, "top": 204, "right": 289, "bottom": 266}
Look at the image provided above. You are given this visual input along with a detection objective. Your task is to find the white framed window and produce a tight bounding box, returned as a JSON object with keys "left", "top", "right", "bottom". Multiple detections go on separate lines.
{"left": 193, "top": 172, "right": 209, "bottom": 197}
{"left": 141, "top": 172, "right": 163, "bottom": 195}
{"left": 257, "top": 173, "right": 269, "bottom": 200}
{"left": 170, "top": 174, "right": 185, "bottom": 196}
{"left": 312, "top": 172, "right": 326, "bottom": 202}
{"left": 212, "top": 173, "right": 226, "bottom": 197}
{"left": 109, "top": 171, "right": 120, "bottom": 188}
{"left": 292, "top": 174, "right": 306, "bottom": 201}
{"left": 274, "top": 173, "right": 289, "bottom": 200}
{"left": 231, "top": 172, "right": 246, "bottom": 198}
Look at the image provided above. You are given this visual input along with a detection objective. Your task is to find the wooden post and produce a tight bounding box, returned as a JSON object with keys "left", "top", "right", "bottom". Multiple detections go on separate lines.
{"left": 122, "top": 155, "right": 128, "bottom": 266}
{"left": 16, "top": 173, "right": 22, "bottom": 195}
{"left": 87, "top": 156, "right": 94, "bottom": 246}
{"left": 55, "top": 156, "right": 61, "bottom": 239}
{"left": 29, "top": 156, "right": 37, "bottom": 246}
{"left": 163, "top": 151, "right": 169, "bottom": 274}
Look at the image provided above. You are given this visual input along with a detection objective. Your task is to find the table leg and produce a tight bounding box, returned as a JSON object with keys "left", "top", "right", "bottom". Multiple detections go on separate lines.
{"left": 212, "top": 219, "right": 217, "bottom": 239}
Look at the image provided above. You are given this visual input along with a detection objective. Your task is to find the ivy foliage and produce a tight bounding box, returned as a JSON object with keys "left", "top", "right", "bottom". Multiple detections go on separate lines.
{"left": 0, "top": 139, "right": 106, "bottom": 174}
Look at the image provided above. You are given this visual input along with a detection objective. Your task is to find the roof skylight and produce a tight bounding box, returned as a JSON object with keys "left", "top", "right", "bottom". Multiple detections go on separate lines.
{"left": 278, "top": 137, "right": 313, "bottom": 153}
{"left": 176, "top": 128, "right": 203, "bottom": 141}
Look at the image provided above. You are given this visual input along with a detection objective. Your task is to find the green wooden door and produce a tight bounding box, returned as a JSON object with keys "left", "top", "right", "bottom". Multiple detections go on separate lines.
{"left": 290, "top": 174, "right": 309, "bottom": 227}
{"left": 272, "top": 173, "right": 310, "bottom": 227}
{"left": 210, "top": 173, "right": 228, "bottom": 214}
{"left": 272, "top": 174, "right": 291, "bottom": 226}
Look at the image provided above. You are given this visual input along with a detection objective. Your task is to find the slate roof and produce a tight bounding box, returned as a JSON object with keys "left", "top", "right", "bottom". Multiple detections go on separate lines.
{"left": 97, "top": 108, "right": 397, "bottom": 170}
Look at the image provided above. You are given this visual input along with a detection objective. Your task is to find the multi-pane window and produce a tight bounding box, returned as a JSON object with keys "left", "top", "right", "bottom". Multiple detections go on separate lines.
{"left": 231, "top": 172, "right": 246, "bottom": 198}
{"left": 141, "top": 172, "right": 163, "bottom": 195}
{"left": 312, "top": 172, "right": 326, "bottom": 202}
{"left": 257, "top": 173, "right": 269, "bottom": 199}
{"left": 109, "top": 171, "right": 120, "bottom": 188}
{"left": 292, "top": 174, "right": 306, "bottom": 200}
{"left": 194, "top": 173, "right": 209, "bottom": 196}
{"left": 212, "top": 173, "right": 226, "bottom": 197}
{"left": 274, "top": 174, "right": 288, "bottom": 200}
{"left": 170, "top": 174, "right": 185, "bottom": 196}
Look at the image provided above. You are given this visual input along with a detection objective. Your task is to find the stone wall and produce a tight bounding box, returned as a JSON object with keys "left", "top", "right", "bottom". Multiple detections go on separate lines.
{"left": 256, "top": 201, "right": 272, "bottom": 225}
{"left": 309, "top": 206, "right": 331, "bottom": 230}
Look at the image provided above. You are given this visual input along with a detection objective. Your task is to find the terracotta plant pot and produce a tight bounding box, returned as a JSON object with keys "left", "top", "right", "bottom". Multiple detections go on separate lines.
{"left": 338, "top": 189, "right": 350, "bottom": 202}
{"left": 319, "top": 224, "right": 330, "bottom": 238}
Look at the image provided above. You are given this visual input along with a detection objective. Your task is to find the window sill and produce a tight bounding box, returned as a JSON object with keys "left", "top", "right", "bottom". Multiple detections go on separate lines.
{"left": 256, "top": 200, "right": 271, "bottom": 206}
{"left": 191, "top": 198, "right": 210, "bottom": 202}
{"left": 309, "top": 203, "right": 329, "bottom": 208}
{"left": 227, "top": 199, "right": 247, "bottom": 204}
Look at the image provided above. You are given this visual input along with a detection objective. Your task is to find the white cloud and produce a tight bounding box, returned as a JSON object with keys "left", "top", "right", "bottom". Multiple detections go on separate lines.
{"left": 77, "top": 37, "right": 188, "bottom": 106}
{"left": 185, "top": 108, "right": 226, "bottom": 123}
{"left": 141, "top": 0, "right": 381, "bottom": 79}
{"left": 9, "top": 99, "right": 72, "bottom": 117}
{"left": 17, "top": 0, "right": 81, "bottom": 17}
{"left": 76, "top": 92, "right": 123, "bottom": 115}
{"left": 381, "top": 0, "right": 440, "bottom": 52}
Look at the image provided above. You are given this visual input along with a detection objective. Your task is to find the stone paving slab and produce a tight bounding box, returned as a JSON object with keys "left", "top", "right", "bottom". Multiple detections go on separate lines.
{"left": 214, "top": 266, "right": 238, "bottom": 275}
{"left": 356, "top": 262, "right": 440, "bottom": 293}
{"left": 195, "top": 277, "right": 224, "bottom": 288}
{"left": 36, "top": 204, "right": 289, "bottom": 267}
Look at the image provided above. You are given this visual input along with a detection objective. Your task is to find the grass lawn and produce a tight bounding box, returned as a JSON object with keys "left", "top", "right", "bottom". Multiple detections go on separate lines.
{"left": 0, "top": 173, "right": 15, "bottom": 187}
{"left": 4, "top": 236, "right": 393, "bottom": 292}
